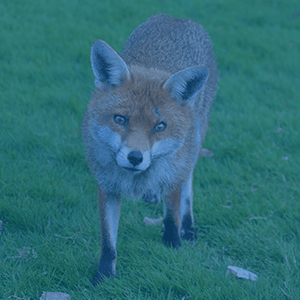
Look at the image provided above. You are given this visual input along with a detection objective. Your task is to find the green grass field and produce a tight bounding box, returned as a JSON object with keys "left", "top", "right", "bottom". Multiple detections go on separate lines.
{"left": 1, "top": 0, "right": 299, "bottom": 299}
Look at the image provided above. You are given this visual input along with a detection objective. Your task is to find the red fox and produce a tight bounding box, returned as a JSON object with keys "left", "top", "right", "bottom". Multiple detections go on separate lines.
{"left": 82, "top": 13, "right": 218, "bottom": 285}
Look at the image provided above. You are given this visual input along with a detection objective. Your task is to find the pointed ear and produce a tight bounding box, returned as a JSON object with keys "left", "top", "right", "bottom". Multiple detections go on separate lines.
{"left": 91, "top": 40, "right": 130, "bottom": 88}
{"left": 163, "top": 66, "right": 208, "bottom": 103}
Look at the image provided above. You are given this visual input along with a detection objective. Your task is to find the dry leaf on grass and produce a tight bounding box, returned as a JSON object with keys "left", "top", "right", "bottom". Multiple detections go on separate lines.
{"left": 226, "top": 265, "right": 258, "bottom": 281}
{"left": 143, "top": 217, "right": 164, "bottom": 226}
{"left": 40, "top": 292, "right": 71, "bottom": 300}
{"left": 199, "top": 148, "right": 214, "bottom": 157}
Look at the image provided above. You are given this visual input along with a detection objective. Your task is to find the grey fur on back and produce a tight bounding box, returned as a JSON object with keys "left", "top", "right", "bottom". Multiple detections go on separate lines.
{"left": 121, "top": 14, "right": 217, "bottom": 76}
{"left": 121, "top": 13, "right": 217, "bottom": 146}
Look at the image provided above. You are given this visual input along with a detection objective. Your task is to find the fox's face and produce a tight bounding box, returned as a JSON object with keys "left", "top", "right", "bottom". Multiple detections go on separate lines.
{"left": 84, "top": 39, "right": 209, "bottom": 189}
{"left": 88, "top": 71, "right": 191, "bottom": 175}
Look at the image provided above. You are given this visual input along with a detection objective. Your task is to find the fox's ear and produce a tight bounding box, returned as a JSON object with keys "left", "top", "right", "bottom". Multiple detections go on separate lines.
{"left": 163, "top": 66, "right": 208, "bottom": 103}
{"left": 91, "top": 40, "right": 130, "bottom": 88}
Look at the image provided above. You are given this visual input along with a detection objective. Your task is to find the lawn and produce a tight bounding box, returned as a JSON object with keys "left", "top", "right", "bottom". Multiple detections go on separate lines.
{"left": 0, "top": 0, "right": 299, "bottom": 299}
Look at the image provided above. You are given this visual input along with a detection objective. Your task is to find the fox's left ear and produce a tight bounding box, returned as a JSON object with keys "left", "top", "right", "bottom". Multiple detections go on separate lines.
{"left": 91, "top": 40, "right": 130, "bottom": 89}
{"left": 163, "top": 66, "right": 208, "bottom": 103}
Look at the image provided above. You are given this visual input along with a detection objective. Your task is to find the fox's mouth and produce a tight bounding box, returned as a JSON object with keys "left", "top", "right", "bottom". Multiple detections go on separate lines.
{"left": 123, "top": 167, "right": 142, "bottom": 173}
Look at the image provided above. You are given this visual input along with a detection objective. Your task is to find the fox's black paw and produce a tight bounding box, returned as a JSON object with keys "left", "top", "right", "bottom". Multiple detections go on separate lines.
{"left": 91, "top": 260, "right": 115, "bottom": 285}
{"left": 162, "top": 217, "right": 182, "bottom": 249}
{"left": 91, "top": 275, "right": 105, "bottom": 286}
{"left": 91, "top": 271, "right": 114, "bottom": 286}
{"left": 181, "top": 214, "right": 197, "bottom": 242}
{"left": 163, "top": 233, "right": 182, "bottom": 249}
{"left": 181, "top": 227, "right": 197, "bottom": 243}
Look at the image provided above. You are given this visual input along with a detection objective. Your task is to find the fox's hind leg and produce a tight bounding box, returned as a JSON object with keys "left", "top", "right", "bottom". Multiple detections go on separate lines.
{"left": 162, "top": 188, "right": 182, "bottom": 248}
{"left": 143, "top": 192, "right": 160, "bottom": 204}
{"left": 91, "top": 185, "right": 121, "bottom": 285}
{"left": 179, "top": 171, "right": 196, "bottom": 242}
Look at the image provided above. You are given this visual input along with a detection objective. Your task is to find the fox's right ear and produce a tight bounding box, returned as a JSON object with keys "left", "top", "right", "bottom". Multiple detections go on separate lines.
{"left": 163, "top": 66, "right": 208, "bottom": 104}
{"left": 91, "top": 40, "right": 130, "bottom": 89}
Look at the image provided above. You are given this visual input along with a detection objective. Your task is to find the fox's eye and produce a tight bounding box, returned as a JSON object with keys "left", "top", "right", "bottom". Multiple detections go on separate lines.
{"left": 114, "top": 115, "right": 128, "bottom": 126}
{"left": 153, "top": 121, "right": 167, "bottom": 133}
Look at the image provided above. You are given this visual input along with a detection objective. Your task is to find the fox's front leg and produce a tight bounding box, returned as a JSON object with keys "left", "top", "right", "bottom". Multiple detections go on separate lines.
{"left": 91, "top": 185, "right": 121, "bottom": 285}
{"left": 163, "top": 188, "right": 182, "bottom": 248}
{"left": 163, "top": 171, "right": 196, "bottom": 248}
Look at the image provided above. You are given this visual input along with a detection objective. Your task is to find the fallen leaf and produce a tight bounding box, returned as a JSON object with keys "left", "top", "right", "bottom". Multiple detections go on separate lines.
{"left": 226, "top": 265, "right": 258, "bottom": 281}
{"left": 40, "top": 292, "right": 71, "bottom": 300}
{"left": 199, "top": 148, "right": 214, "bottom": 157}
{"left": 143, "top": 217, "right": 163, "bottom": 226}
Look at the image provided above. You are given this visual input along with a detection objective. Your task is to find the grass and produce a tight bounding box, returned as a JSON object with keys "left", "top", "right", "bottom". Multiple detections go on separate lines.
{"left": 0, "top": 0, "right": 299, "bottom": 299}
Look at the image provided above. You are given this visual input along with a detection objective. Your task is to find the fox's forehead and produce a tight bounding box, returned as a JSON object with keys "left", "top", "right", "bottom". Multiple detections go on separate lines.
{"left": 112, "top": 79, "right": 172, "bottom": 115}
{"left": 113, "top": 97, "right": 165, "bottom": 120}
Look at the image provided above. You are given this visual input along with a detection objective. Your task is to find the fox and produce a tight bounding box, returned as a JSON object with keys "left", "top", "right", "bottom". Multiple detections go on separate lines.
{"left": 82, "top": 13, "right": 218, "bottom": 285}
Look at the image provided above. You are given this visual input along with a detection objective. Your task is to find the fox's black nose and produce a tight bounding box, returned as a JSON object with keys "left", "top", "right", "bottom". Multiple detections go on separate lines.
{"left": 127, "top": 151, "right": 143, "bottom": 166}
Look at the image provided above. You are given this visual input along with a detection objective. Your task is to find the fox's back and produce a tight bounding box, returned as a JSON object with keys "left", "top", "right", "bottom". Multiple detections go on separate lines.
{"left": 121, "top": 14, "right": 216, "bottom": 77}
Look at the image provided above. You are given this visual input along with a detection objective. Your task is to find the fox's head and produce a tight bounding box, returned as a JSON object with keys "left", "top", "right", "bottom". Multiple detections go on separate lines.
{"left": 86, "top": 40, "right": 208, "bottom": 175}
